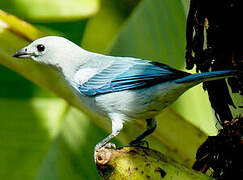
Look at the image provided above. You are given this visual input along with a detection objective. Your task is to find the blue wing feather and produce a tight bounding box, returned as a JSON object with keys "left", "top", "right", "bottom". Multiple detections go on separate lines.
{"left": 78, "top": 58, "right": 189, "bottom": 96}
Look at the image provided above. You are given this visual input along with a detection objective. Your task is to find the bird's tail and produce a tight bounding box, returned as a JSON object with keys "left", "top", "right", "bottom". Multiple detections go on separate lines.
{"left": 175, "top": 70, "right": 240, "bottom": 84}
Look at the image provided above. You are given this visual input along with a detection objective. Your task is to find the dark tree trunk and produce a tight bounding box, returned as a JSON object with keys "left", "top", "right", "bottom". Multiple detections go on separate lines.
{"left": 185, "top": 0, "right": 243, "bottom": 179}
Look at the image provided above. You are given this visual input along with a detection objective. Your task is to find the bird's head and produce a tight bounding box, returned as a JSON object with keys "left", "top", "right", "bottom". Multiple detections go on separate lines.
{"left": 13, "top": 36, "right": 84, "bottom": 68}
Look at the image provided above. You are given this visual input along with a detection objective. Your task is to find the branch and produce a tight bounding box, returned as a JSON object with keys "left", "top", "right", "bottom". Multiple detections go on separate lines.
{"left": 96, "top": 147, "right": 214, "bottom": 180}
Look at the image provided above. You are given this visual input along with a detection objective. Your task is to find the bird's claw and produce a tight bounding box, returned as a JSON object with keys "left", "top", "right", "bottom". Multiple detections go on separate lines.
{"left": 94, "top": 143, "right": 117, "bottom": 163}
{"left": 103, "top": 142, "right": 116, "bottom": 149}
{"left": 95, "top": 142, "right": 116, "bottom": 153}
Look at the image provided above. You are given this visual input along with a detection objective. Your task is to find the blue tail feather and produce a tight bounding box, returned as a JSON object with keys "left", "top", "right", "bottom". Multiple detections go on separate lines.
{"left": 175, "top": 70, "right": 238, "bottom": 84}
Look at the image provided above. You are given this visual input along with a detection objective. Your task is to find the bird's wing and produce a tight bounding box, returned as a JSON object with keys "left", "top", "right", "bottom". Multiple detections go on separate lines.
{"left": 78, "top": 58, "right": 190, "bottom": 96}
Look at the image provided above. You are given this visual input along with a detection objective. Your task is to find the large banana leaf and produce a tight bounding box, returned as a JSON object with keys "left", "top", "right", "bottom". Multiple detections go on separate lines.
{"left": 81, "top": 0, "right": 130, "bottom": 53}
{"left": 0, "top": 98, "right": 66, "bottom": 179}
{"left": 0, "top": 0, "right": 100, "bottom": 22}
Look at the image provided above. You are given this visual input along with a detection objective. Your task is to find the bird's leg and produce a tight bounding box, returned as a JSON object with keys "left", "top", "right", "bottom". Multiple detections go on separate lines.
{"left": 94, "top": 133, "right": 119, "bottom": 162}
{"left": 94, "top": 116, "right": 123, "bottom": 162}
{"left": 94, "top": 115, "right": 123, "bottom": 152}
{"left": 94, "top": 131, "right": 119, "bottom": 152}
{"left": 129, "top": 118, "right": 156, "bottom": 147}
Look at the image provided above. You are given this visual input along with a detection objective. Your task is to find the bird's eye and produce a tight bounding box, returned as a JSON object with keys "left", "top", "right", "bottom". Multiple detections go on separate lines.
{"left": 37, "top": 44, "right": 45, "bottom": 52}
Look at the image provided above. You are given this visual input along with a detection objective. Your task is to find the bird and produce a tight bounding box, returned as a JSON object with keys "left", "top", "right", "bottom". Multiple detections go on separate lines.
{"left": 13, "top": 36, "right": 238, "bottom": 154}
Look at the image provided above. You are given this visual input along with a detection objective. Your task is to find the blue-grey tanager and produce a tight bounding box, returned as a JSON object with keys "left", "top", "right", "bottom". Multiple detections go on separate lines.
{"left": 13, "top": 36, "right": 238, "bottom": 153}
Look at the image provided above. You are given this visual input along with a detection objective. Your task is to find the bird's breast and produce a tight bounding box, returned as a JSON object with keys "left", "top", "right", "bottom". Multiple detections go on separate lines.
{"left": 95, "top": 81, "right": 189, "bottom": 121}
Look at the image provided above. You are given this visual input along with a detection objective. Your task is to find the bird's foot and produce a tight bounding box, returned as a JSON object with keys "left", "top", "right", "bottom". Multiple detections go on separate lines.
{"left": 128, "top": 140, "right": 149, "bottom": 148}
{"left": 94, "top": 143, "right": 116, "bottom": 163}
{"left": 102, "top": 142, "right": 117, "bottom": 149}
{"left": 95, "top": 142, "right": 116, "bottom": 152}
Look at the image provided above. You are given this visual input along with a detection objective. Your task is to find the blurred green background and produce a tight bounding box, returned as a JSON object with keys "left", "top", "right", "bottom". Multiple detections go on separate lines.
{"left": 0, "top": 0, "right": 226, "bottom": 179}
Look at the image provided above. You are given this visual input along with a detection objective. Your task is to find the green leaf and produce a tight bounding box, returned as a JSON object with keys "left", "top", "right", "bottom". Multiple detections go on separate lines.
{"left": 0, "top": 0, "right": 100, "bottom": 22}
{"left": 81, "top": 0, "right": 129, "bottom": 53}
{"left": 0, "top": 98, "right": 67, "bottom": 179}
{"left": 36, "top": 107, "right": 107, "bottom": 180}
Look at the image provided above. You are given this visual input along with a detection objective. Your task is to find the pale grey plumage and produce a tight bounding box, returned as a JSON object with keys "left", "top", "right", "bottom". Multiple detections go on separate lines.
{"left": 13, "top": 36, "right": 238, "bottom": 153}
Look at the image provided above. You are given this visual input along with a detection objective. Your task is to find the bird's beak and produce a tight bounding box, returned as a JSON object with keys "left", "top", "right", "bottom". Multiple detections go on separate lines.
{"left": 13, "top": 47, "right": 32, "bottom": 58}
